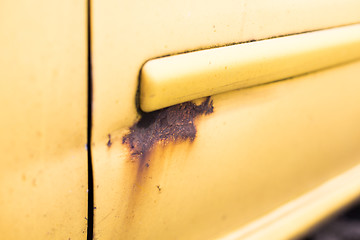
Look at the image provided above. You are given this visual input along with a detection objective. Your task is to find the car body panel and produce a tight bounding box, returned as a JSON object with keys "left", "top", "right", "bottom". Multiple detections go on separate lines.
{"left": 92, "top": 60, "right": 360, "bottom": 239}
{"left": 3, "top": 0, "right": 359, "bottom": 239}
{"left": 91, "top": 0, "right": 360, "bottom": 142}
{"left": 0, "top": 1, "right": 88, "bottom": 239}
{"left": 91, "top": 0, "right": 360, "bottom": 239}
{"left": 223, "top": 163, "right": 360, "bottom": 240}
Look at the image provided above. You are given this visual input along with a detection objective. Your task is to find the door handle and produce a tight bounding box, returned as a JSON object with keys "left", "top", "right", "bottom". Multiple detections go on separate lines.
{"left": 140, "top": 24, "right": 360, "bottom": 112}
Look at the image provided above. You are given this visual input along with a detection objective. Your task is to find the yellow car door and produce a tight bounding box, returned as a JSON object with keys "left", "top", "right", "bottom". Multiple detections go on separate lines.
{"left": 90, "top": 0, "right": 360, "bottom": 239}
{"left": 0, "top": 1, "right": 88, "bottom": 239}
{"left": 1, "top": 0, "right": 360, "bottom": 240}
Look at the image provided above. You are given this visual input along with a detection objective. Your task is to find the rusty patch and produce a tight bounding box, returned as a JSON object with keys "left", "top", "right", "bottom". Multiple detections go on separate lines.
{"left": 121, "top": 97, "right": 213, "bottom": 230}
{"left": 106, "top": 134, "right": 112, "bottom": 147}
{"left": 122, "top": 97, "right": 213, "bottom": 164}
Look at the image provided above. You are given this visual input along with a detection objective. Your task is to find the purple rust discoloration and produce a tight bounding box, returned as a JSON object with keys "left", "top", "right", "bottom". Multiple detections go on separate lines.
{"left": 107, "top": 134, "right": 112, "bottom": 147}
{"left": 121, "top": 98, "right": 213, "bottom": 227}
{"left": 122, "top": 97, "right": 214, "bottom": 166}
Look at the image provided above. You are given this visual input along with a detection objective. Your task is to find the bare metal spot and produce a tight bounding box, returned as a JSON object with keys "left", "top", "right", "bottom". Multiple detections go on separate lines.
{"left": 122, "top": 97, "right": 214, "bottom": 163}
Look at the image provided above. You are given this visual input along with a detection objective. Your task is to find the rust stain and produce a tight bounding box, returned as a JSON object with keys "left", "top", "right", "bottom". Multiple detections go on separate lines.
{"left": 106, "top": 134, "right": 112, "bottom": 148}
{"left": 122, "top": 97, "right": 214, "bottom": 169}
{"left": 120, "top": 97, "right": 213, "bottom": 228}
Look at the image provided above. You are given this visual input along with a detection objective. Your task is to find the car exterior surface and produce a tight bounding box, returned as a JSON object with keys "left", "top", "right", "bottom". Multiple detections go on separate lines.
{"left": 1, "top": 0, "right": 360, "bottom": 239}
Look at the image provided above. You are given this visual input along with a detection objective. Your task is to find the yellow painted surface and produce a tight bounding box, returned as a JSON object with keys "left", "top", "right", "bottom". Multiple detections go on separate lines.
{"left": 0, "top": 1, "right": 88, "bottom": 239}
{"left": 92, "top": 60, "right": 360, "bottom": 239}
{"left": 91, "top": 0, "right": 360, "bottom": 142}
{"left": 91, "top": 0, "right": 360, "bottom": 239}
{"left": 221, "top": 164, "right": 360, "bottom": 240}
{"left": 141, "top": 24, "right": 360, "bottom": 112}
